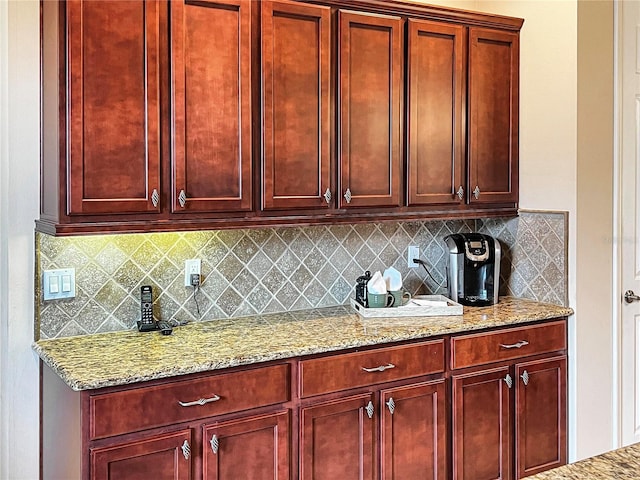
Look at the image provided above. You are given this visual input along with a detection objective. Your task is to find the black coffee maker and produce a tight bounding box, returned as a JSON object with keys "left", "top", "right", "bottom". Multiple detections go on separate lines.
{"left": 444, "top": 233, "right": 501, "bottom": 306}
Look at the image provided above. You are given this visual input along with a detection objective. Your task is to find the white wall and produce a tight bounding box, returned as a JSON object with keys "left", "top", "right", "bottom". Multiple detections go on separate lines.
{"left": 0, "top": 1, "right": 41, "bottom": 479}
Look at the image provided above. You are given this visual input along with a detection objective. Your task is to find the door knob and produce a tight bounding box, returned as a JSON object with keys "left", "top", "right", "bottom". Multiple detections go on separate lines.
{"left": 624, "top": 290, "right": 640, "bottom": 303}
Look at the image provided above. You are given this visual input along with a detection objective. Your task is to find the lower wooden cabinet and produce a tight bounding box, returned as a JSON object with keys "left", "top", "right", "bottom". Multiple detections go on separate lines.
{"left": 380, "top": 381, "right": 447, "bottom": 480}
{"left": 452, "top": 356, "right": 567, "bottom": 480}
{"left": 300, "top": 393, "right": 376, "bottom": 480}
{"left": 42, "top": 319, "right": 566, "bottom": 480}
{"left": 515, "top": 356, "right": 567, "bottom": 478}
{"left": 202, "top": 411, "right": 290, "bottom": 480}
{"left": 300, "top": 380, "right": 447, "bottom": 480}
{"left": 452, "top": 367, "right": 512, "bottom": 480}
{"left": 90, "top": 429, "right": 193, "bottom": 480}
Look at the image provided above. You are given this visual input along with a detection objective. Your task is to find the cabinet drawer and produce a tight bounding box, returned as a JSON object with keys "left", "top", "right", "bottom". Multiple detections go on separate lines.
{"left": 451, "top": 320, "right": 566, "bottom": 370}
{"left": 89, "top": 364, "right": 290, "bottom": 440}
{"left": 299, "top": 340, "right": 445, "bottom": 398}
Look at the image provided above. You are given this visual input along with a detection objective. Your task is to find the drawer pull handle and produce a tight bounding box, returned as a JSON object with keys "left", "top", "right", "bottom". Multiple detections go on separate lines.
{"left": 504, "top": 374, "right": 513, "bottom": 389}
{"left": 362, "top": 363, "right": 395, "bottom": 373}
{"left": 521, "top": 370, "right": 530, "bottom": 386}
{"left": 499, "top": 340, "right": 529, "bottom": 349}
{"left": 178, "top": 395, "right": 221, "bottom": 407}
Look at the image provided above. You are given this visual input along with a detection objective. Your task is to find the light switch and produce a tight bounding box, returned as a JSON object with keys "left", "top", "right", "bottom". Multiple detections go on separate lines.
{"left": 43, "top": 268, "right": 75, "bottom": 301}
{"left": 49, "top": 275, "right": 59, "bottom": 294}
{"left": 61, "top": 275, "right": 71, "bottom": 293}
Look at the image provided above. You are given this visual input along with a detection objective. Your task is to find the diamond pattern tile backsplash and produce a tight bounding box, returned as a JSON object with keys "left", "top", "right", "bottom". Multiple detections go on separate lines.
{"left": 35, "top": 211, "right": 568, "bottom": 339}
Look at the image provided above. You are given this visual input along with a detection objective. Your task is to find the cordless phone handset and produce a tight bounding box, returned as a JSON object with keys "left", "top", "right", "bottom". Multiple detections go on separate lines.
{"left": 137, "top": 285, "right": 158, "bottom": 332}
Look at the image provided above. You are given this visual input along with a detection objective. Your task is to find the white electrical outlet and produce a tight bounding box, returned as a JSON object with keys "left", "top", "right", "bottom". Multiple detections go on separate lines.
{"left": 408, "top": 246, "right": 419, "bottom": 268}
{"left": 184, "top": 259, "right": 201, "bottom": 287}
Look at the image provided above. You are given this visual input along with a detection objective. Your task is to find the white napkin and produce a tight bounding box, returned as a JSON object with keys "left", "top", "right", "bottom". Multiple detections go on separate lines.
{"left": 366, "top": 271, "right": 387, "bottom": 294}
{"left": 383, "top": 266, "right": 402, "bottom": 291}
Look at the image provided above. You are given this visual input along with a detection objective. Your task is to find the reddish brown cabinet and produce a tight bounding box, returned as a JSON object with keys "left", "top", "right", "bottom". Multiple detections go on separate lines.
{"left": 261, "top": 0, "right": 332, "bottom": 211}
{"left": 450, "top": 322, "right": 567, "bottom": 480}
{"left": 337, "top": 10, "right": 403, "bottom": 210}
{"left": 406, "top": 19, "right": 465, "bottom": 208}
{"left": 468, "top": 27, "right": 519, "bottom": 206}
{"left": 452, "top": 367, "right": 513, "bottom": 480}
{"left": 515, "top": 356, "right": 567, "bottom": 478}
{"left": 380, "top": 380, "right": 447, "bottom": 480}
{"left": 298, "top": 340, "right": 447, "bottom": 479}
{"left": 300, "top": 393, "right": 376, "bottom": 480}
{"left": 41, "top": 319, "right": 566, "bottom": 480}
{"left": 171, "top": 0, "right": 253, "bottom": 213}
{"left": 40, "top": 0, "right": 523, "bottom": 235}
{"left": 85, "top": 363, "right": 291, "bottom": 480}
{"left": 65, "top": 0, "right": 162, "bottom": 216}
{"left": 90, "top": 429, "right": 192, "bottom": 480}
{"left": 202, "top": 411, "right": 290, "bottom": 479}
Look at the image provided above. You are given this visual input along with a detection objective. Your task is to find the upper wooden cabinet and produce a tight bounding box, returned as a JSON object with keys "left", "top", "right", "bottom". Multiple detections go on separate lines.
{"left": 65, "top": 0, "right": 162, "bottom": 216}
{"left": 261, "top": 0, "right": 331, "bottom": 211}
{"left": 406, "top": 19, "right": 465, "bottom": 207}
{"left": 38, "top": 0, "right": 523, "bottom": 235}
{"left": 171, "top": 0, "right": 253, "bottom": 213}
{"left": 338, "top": 10, "right": 403, "bottom": 209}
{"left": 468, "top": 27, "right": 519, "bottom": 205}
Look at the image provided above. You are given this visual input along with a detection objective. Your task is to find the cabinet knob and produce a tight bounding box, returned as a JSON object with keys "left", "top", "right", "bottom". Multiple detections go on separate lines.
{"left": 151, "top": 189, "right": 159, "bottom": 207}
{"left": 210, "top": 434, "right": 219, "bottom": 454}
{"left": 520, "top": 370, "right": 530, "bottom": 386}
{"left": 324, "top": 188, "right": 332, "bottom": 204}
{"left": 343, "top": 188, "right": 352, "bottom": 204}
{"left": 365, "top": 400, "right": 374, "bottom": 419}
{"left": 181, "top": 440, "right": 191, "bottom": 460}
{"left": 178, "top": 189, "right": 187, "bottom": 208}
{"left": 504, "top": 374, "right": 513, "bottom": 389}
{"left": 456, "top": 186, "right": 464, "bottom": 200}
{"left": 473, "top": 186, "right": 481, "bottom": 199}
{"left": 386, "top": 397, "right": 396, "bottom": 415}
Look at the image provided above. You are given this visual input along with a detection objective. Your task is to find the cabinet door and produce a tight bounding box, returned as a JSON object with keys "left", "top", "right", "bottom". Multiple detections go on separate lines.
{"left": 338, "top": 11, "right": 403, "bottom": 209}
{"left": 90, "top": 429, "right": 192, "bottom": 480}
{"left": 468, "top": 28, "right": 519, "bottom": 205}
{"left": 171, "top": 0, "right": 252, "bottom": 213}
{"left": 261, "top": 0, "right": 331, "bottom": 211}
{"left": 515, "top": 356, "right": 567, "bottom": 479}
{"left": 380, "top": 380, "right": 447, "bottom": 480}
{"left": 300, "top": 393, "right": 375, "bottom": 480}
{"left": 66, "top": 0, "right": 161, "bottom": 215}
{"left": 407, "top": 20, "right": 465, "bottom": 207}
{"left": 452, "top": 367, "right": 512, "bottom": 480}
{"left": 203, "top": 411, "right": 290, "bottom": 480}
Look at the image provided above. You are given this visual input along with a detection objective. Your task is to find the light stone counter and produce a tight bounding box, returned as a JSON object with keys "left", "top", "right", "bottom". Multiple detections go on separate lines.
{"left": 526, "top": 443, "right": 640, "bottom": 479}
{"left": 33, "top": 296, "right": 573, "bottom": 391}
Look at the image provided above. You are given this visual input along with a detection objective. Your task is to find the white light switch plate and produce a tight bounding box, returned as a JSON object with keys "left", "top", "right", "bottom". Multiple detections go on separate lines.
{"left": 43, "top": 268, "right": 76, "bottom": 300}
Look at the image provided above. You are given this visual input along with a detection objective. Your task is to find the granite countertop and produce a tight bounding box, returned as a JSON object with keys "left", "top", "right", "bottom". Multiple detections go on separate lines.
{"left": 33, "top": 296, "right": 573, "bottom": 391}
{"left": 526, "top": 443, "right": 640, "bottom": 479}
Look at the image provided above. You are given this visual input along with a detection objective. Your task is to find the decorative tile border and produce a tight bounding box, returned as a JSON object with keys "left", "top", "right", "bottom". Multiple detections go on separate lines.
{"left": 35, "top": 212, "right": 567, "bottom": 339}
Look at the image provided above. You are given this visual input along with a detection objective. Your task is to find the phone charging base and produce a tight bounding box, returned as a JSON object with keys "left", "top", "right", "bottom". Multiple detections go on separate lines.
{"left": 137, "top": 320, "right": 159, "bottom": 332}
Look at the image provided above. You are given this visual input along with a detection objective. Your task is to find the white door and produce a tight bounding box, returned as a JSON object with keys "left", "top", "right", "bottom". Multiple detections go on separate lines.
{"left": 619, "top": 0, "right": 640, "bottom": 447}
